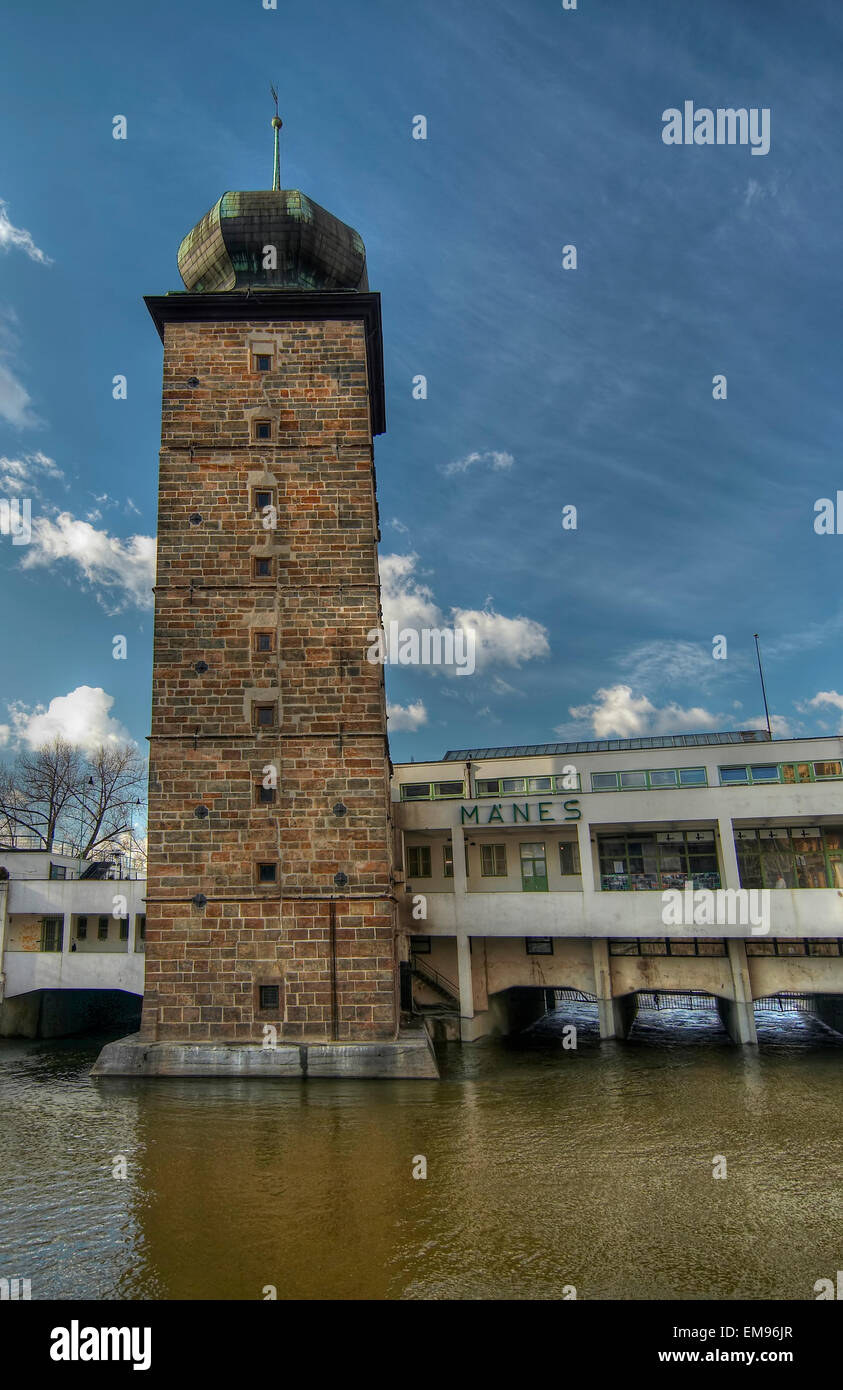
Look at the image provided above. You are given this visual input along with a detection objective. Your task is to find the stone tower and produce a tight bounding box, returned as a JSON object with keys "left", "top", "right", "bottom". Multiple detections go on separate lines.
{"left": 94, "top": 131, "right": 436, "bottom": 1076}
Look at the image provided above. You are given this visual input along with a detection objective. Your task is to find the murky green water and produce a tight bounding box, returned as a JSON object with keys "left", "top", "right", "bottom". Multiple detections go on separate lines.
{"left": 1, "top": 1007, "right": 840, "bottom": 1300}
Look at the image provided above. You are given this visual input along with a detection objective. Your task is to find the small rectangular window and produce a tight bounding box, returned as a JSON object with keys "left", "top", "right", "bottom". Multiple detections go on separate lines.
{"left": 253, "top": 703, "right": 277, "bottom": 728}
{"left": 137, "top": 915, "right": 146, "bottom": 940}
{"left": 42, "top": 918, "right": 63, "bottom": 952}
{"left": 410, "top": 935, "right": 431, "bottom": 954}
{"left": 98, "top": 916, "right": 109, "bottom": 941}
{"left": 253, "top": 353, "right": 273, "bottom": 373}
{"left": 433, "top": 781, "right": 464, "bottom": 798}
{"left": 253, "top": 488, "right": 274, "bottom": 512}
{"left": 253, "top": 419, "right": 272, "bottom": 441}
{"left": 554, "top": 772, "right": 580, "bottom": 792}
{"left": 443, "top": 843, "right": 454, "bottom": 878}
{"left": 592, "top": 772, "right": 619, "bottom": 791}
{"left": 48, "top": 863, "right": 67, "bottom": 880}
{"left": 257, "top": 783, "right": 276, "bottom": 804}
{"left": 401, "top": 783, "right": 431, "bottom": 800}
{"left": 619, "top": 771, "right": 647, "bottom": 789}
{"left": 254, "top": 631, "right": 274, "bottom": 653}
{"left": 720, "top": 766, "right": 749, "bottom": 784}
{"left": 252, "top": 556, "right": 274, "bottom": 580}
{"left": 678, "top": 767, "right": 707, "bottom": 786}
{"left": 814, "top": 761, "right": 842, "bottom": 779}
{"left": 119, "top": 918, "right": 129, "bottom": 941}
{"left": 480, "top": 844, "right": 507, "bottom": 877}
{"left": 525, "top": 937, "right": 553, "bottom": 955}
{"left": 259, "top": 984, "right": 280, "bottom": 1009}
{"left": 257, "top": 862, "right": 277, "bottom": 883}
{"left": 609, "top": 940, "right": 639, "bottom": 955}
{"left": 527, "top": 776, "right": 552, "bottom": 792}
{"left": 559, "top": 841, "right": 580, "bottom": 875}
{"left": 407, "top": 845, "right": 432, "bottom": 878}
{"left": 475, "top": 779, "right": 500, "bottom": 796}
{"left": 501, "top": 778, "right": 525, "bottom": 793}
{"left": 76, "top": 917, "right": 88, "bottom": 941}
{"left": 648, "top": 769, "right": 678, "bottom": 788}
{"left": 749, "top": 765, "right": 779, "bottom": 783}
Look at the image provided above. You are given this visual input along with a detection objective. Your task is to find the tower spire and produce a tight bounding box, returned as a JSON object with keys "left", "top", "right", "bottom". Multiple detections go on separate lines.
{"left": 270, "top": 84, "right": 283, "bottom": 191}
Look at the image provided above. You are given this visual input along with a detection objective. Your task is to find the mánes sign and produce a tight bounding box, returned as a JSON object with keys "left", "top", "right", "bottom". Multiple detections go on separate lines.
{"left": 460, "top": 800, "right": 581, "bottom": 824}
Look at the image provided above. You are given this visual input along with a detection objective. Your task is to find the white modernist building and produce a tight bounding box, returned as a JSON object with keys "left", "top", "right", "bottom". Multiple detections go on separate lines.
{"left": 392, "top": 730, "right": 843, "bottom": 1045}
{"left": 0, "top": 844, "right": 145, "bottom": 1036}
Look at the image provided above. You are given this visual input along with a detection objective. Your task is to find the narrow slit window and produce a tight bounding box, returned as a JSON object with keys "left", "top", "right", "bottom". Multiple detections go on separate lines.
{"left": 253, "top": 419, "right": 272, "bottom": 442}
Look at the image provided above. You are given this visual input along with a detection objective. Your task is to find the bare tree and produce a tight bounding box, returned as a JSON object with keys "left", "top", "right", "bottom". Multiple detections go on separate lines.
{"left": 70, "top": 743, "right": 146, "bottom": 857}
{"left": 6, "top": 738, "right": 83, "bottom": 849}
{"left": 0, "top": 739, "right": 146, "bottom": 859}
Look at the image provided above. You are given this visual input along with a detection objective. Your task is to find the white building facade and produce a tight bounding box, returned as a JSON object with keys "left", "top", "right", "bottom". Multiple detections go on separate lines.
{"left": 392, "top": 731, "right": 843, "bottom": 1044}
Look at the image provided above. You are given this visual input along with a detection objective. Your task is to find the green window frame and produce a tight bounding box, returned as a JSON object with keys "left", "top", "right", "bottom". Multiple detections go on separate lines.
{"left": 401, "top": 783, "right": 432, "bottom": 801}
{"left": 475, "top": 778, "right": 500, "bottom": 797}
{"left": 553, "top": 771, "right": 581, "bottom": 792}
{"left": 720, "top": 764, "right": 780, "bottom": 786}
{"left": 97, "top": 916, "right": 109, "bottom": 941}
{"left": 407, "top": 845, "right": 432, "bottom": 878}
{"left": 480, "top": 844, "right": 508, "bottom": 877}
{"left": 592, "top": 772, "right": 619, "bottom": 791}
{"left": 443, "top": 843, "right": 454, "bottom": 878}
{"left": 593, "top": 767, "right": 708, "bottom": 792}
{"left": 431, "top": 781, "right": 465, "bottom": 799}
{"left": 598, "top": 831, "right": 720, "bottom": 892}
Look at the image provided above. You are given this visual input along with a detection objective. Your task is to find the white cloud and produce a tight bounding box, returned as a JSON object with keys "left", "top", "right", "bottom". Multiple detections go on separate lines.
{"left": 0, "top": 200, "right": 52, "bottom": 264}
{"left": 565, "top": 684, "right": 722, "bottom": 739}
{"left": 379, "top": 552, "right": 549, "bottom": 673}
{"left": 7, "top": 686, "right": 133, "bottom": 752}
{"left": 0, "top": 362, "right": 38, "bottom": 428}
{"left": 441, "top": 449, "right": 514, "bottom": 477}
{"left": 0, "top": 724, "right": 10, "bottom": 746}
{"left": 389, "top": 517, "right": 409, "bottom": 534}
{"left": 0, "top": 451, "right": 63, "bottom": 495}
{"left": 387, "top": 700, "right": 428, "bottom": 732}
{"left": 19, "top": 511, "right": 156, "bottom": 612}
{"left": 745, "top": 713, "right": 794, "bottom": 737}
{"left": 806, "top": 691, "right": 843, "bottom": 733}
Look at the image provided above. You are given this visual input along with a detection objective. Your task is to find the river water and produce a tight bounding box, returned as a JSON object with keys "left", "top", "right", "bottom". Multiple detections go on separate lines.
{"left": 1, "top": 1005, "right": 840, "bottom": 1301}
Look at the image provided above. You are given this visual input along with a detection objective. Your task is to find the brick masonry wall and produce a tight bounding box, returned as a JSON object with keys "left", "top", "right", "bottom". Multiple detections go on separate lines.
{"left": 140, "top": 316, "right": 398, "bottom": 1042}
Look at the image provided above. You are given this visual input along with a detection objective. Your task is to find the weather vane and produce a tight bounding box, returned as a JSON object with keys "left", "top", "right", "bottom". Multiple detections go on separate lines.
{"left": 270, "top": 84, "right": 283, "bottom": 191}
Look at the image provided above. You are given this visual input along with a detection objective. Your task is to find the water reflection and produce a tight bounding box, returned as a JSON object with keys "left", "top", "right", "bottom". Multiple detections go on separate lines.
{"left": 0, "top": 1009, "right": 840, "bottom": 1300}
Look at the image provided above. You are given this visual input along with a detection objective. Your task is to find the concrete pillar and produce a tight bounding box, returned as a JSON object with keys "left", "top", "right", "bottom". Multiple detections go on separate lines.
{"left": 0, "top": 879, "right": 8, "bottom": 1004}
{"left": 456, "top": 932, "right": 473, "bottom": 1025}
{"left": 577, "top": 818, "right": 598, "bottom": 896}
{"left": 472, "top": 936, "right": 489, "bottom": 1012}
{"left": 717, "top": 816, "right": 741, "bottom": 890}
{"left": 591, "top": 938, "right": 637, "bottom": 1039}
{"left": 720, "top": 939, "right": 758, "bottom": 1045}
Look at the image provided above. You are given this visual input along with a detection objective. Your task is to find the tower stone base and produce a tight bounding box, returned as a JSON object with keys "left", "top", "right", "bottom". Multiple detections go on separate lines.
{"left": 91, "top": 1024, "right": 438, "bottom": 1079}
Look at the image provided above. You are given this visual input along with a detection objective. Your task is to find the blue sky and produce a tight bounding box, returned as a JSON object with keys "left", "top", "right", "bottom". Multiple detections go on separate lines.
{"left": 0, "top": 0, "right": 841, "bottom": 769}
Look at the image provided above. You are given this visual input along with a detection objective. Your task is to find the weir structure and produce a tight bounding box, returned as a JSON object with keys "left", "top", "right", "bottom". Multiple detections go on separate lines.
{"left": 93, "top": 120, "right": 436, "bottom": 1079}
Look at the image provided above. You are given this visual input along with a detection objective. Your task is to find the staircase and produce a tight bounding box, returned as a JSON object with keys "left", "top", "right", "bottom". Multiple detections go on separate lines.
{"left": 411, "top": 956, "right": 460, "bottom": 1013}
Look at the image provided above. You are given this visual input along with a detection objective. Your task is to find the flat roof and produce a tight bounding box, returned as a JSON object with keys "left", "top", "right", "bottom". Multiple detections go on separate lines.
{"left": 439, "top": 731, "right": 775, "bottom": 760}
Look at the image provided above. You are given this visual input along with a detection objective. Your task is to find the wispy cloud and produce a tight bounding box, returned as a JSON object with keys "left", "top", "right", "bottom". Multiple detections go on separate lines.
{"left": 0, "top": 200, "right": 52, "bottom": 265}
{"left": 0, "top": 451, "right": 63, "bottom": 496}
{"left": 440, "top": 449, "right": 514, "bottom": 478}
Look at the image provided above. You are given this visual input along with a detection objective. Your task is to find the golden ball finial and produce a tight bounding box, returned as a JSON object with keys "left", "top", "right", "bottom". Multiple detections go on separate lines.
{"left": 272, "top": 116, "right": 283, "bottom": 129}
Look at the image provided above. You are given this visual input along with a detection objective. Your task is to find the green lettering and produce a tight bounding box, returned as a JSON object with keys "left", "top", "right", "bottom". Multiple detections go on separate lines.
{"left": 460, "top": 805, "right": 479, "bottom": 823}
{"left": 563, "top": 799, "right": 581, "bottom": 821}
{"left": 487, "top": 804, "right": 504, "bottom": 823}
{"left": 512, "top": 803, "right": 530, "bottom": 822}
{"left": 537, "top": 801, "right": 554, "bottom": 821}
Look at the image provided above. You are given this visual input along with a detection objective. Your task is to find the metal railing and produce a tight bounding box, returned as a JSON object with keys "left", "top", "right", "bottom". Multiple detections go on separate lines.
{"left": 411, "top": 955, "right": 459, "bottom": 1001}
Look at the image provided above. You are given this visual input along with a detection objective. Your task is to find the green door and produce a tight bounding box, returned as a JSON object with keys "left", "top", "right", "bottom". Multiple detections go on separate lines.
{"left": 520, "top": 842, "right": 548, "bottom": 892}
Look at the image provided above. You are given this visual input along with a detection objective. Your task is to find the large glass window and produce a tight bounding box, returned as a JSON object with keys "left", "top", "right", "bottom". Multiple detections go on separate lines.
{"left": 735, "top": 826, "right": 843, "bottom": 888}
{"left": 598, "top": 831, "right": 719, "bottom": 891}
{"left": 559, "top": 841, "right": 581, "bottom": 875}
{"left": 720, "top": 764, "right": 779, "bottom": 785}
{"left": 591, "top": 767, "right": 708, "bottom": 791}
